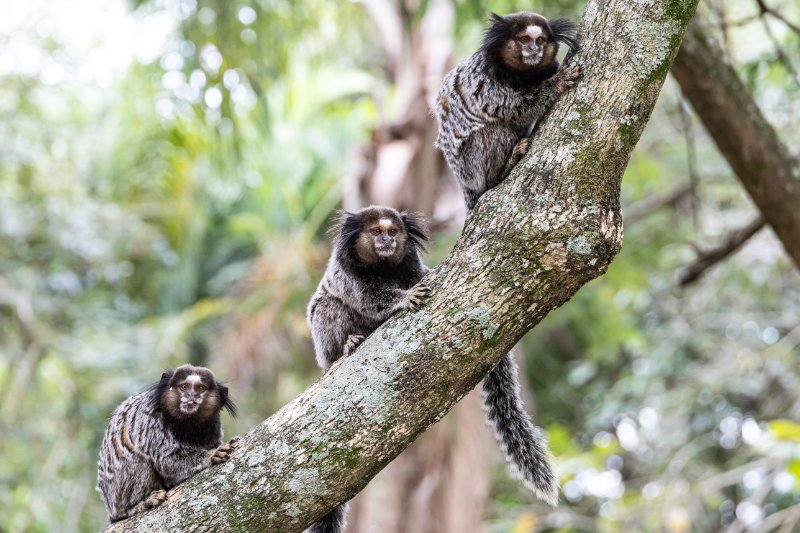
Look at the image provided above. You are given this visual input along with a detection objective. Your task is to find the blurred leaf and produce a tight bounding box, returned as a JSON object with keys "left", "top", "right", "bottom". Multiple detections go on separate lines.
{"left": 769, "top": 420, "right": 800, "bottom": 442}
{"left": 510, "top": 512, "right": 537, "bottom": 533}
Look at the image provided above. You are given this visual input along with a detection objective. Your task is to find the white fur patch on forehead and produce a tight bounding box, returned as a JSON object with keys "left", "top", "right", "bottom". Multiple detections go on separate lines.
{"left": 525, "top": 26, "right": 544, "bottom": 39}
{"left": 378, "top": 218, "right": 395, "bottom": 229}
{"left": 185, "top": 374, "right": 202, "bottom": 385}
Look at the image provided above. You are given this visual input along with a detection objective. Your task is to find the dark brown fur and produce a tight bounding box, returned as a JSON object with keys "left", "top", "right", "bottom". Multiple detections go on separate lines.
{"left": 352, "top": 210, "right": 409, "bottom": 266}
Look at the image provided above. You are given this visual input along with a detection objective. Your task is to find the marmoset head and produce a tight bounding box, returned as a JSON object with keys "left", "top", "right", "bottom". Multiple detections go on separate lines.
{"left": 157, "top": 365, "right": 236, "bottom": 422}
{"left": 483, "top": 12, "right": 577, "bottom": 73}
{"left": 333, "top": 206, "right": 428, "bottom": 268}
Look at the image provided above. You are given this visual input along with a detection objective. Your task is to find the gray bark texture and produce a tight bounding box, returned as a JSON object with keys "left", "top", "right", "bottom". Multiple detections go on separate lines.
{"left": 671, "top": 19, "right": 800, "bottom": 270}
{"left": 104, "top": 0, "right": 698, "bottom": 531}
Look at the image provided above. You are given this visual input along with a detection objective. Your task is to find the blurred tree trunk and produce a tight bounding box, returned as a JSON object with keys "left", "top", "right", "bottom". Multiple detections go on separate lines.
{"left": 671, "top": 19, "right": 800, "bottom": 270}
{"left": 104, "top": 0, "right": 699, "bottom": 530}
{"left": 343, "top": 0, "right": 459, "bottom": 222}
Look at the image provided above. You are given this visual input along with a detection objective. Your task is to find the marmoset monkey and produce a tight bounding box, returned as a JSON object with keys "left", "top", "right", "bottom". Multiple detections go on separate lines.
{"left": 430, "top": 10, "right": 569, "bottom": 505}
{"left": 434, "top": 11, "right": 581, "bottom": 210}
{"left": 306, "top": 205, "right": 430, "bottom": 533}
{"left": 96, "top": 364, "right": 239, "bottom": 522}
{"left": 308, "top": 205, "right": 430, "bottom": 371}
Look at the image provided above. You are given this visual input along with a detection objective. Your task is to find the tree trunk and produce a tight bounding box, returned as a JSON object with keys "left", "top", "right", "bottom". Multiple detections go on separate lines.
{"left": 342, "top": 0, "right": 453, "bottom": 219}
{"left": 104, "top": 0, "right": 698, "bottom": 530}
{"left": 671, "top": 19, "right": 800, "bottom": 270}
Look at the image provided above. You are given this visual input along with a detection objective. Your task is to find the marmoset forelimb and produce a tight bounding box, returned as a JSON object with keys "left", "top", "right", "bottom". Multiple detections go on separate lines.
{"left": 432, "top": 10, "right": 568, "bottom": 505}
{"left": 308, "top": 205, "right": 430, "bottom": 371}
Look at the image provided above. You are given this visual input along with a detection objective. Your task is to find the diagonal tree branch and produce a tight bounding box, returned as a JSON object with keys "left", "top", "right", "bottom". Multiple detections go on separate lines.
{"left": 104, "top": 0, "right": 698, "bottom": 531}
{"left": 679, "top": 215, "right": 767, "bottom": 286}
{"left": 671, "top": 19, "right": 800, "bottom": 270}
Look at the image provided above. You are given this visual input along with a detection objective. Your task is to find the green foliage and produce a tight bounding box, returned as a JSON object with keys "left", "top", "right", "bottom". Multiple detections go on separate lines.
{"left": 1, "top": 0, "right": 799, "bottom": 531}
{"left": 512, "top": 62, "right": 800, "bottom": 529}
{"left": 0, "top": 1, "right": 374, "bottom": 530}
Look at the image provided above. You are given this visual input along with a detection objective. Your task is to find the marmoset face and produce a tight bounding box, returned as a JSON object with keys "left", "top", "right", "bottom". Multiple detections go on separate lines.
{"left": 496, "top": 13, "right": 558, "bottom": 72}
{"left": 353, "top": 209, "right": 408, "bottom": 265}
{"left": 161, "top": 365, "right": 222, "bottom": 420}
{"left": 369, "top": 219, "right": 400, "bottom": 257}
{"left": 516, "top": 25, "right": 548, "bottom": 66}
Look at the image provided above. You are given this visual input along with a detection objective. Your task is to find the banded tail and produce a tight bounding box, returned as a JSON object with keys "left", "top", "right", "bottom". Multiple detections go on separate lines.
{"left": 481, "top": 352, "right": 558, "bottom": 505}
{"left": 308, "top": 504, "right": 347, "bottom": 533}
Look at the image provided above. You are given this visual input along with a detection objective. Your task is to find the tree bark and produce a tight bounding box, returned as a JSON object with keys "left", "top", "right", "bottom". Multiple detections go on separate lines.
{"left": 342, "top": 0, "right": 453, "bottom": 218}
{"left": 104, "top": 0, "right": 698, "bottom": 531}
{"left": 671, "top": 19, "right": 800, "bottom": 270}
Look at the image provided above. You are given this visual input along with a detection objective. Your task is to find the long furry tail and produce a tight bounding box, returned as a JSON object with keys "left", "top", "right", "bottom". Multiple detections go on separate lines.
{"left": 308, "top": 504, "right": 347, "bottom": 533}
{"left": 482, "top": 353, "right": 559, "bottom": 505}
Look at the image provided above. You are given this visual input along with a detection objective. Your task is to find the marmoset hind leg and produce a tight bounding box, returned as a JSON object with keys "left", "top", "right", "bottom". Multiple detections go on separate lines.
{"left": 499, "top": 137, "right": 531, "bottom": 182}
{"left": 125, "top": 489, "right": 167, "bottom": 519}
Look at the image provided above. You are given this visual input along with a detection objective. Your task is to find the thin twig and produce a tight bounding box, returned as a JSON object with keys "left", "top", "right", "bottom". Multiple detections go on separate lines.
{"left": 728, "top": 13, "right": 762, "bottom": 27}
{"left": 752, "top": 502, "right": 800, "bottom": 533}
{"left": 756, "top": 0, "right": 800, "bottom": 35}
{"left": 677, "top": 99, "right": 700, "bottom": 234}
{"left": 625, "top": 184, "right": 692, "bottom": 225}
{"left": 760, "top": 15, "right": 800, "bottom": 87}
{"left": 712, "top": 0, "right": 730, "bottom": 52}
{"left": 679, "top": 216, "right": 767, "bottom": 287}
{"left": 700, "top": 456, "right": 783, "bottom": 496}
{"left": 723, "top": 467, "right": 779, "bottom": 533}
{"left": 777, "top": 503, "right": 800, "bottom": 533}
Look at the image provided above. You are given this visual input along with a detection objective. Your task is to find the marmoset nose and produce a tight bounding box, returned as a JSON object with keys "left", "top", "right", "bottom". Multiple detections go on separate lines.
{"left": 378, "top": 234, "right": 391, "bottom": 244}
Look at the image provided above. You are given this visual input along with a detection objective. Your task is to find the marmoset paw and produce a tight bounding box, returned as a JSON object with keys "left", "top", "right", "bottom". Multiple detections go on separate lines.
{"left": 512, "top": 138, "right": 531, "bottom": 157}
{"left": 560, "top": 64, "right": 583, "bottom": 87}
{"left": 144, "top": 490, "right": 167, "bottom": 510}
{"left": 343, "top": 335, "right": 366, "bottom": 357}
{"left": 211, "top": 442, "right": 234, "bottom": 465}
{"left": 405, "top": 282, "right": 431, "bottom": 310}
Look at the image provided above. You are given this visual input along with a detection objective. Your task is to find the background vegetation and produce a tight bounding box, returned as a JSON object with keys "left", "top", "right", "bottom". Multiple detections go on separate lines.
{"left": 0, "top": 0, "right": 798, "bottom": 531}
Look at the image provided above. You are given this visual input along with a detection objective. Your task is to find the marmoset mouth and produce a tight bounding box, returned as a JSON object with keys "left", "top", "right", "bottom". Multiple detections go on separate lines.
{"left": 376, "top": 244, "right": 396, "bottom": 257}
{"left": 521, "top": 51, "right": 542, "bottom": 65}
{"left": 180, "top": 401, "right": 200, "bottom": 413}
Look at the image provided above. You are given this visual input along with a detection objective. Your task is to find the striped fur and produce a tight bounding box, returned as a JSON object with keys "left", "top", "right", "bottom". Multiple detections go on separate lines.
{"left": 307, "top": 207, "right": 430, "bottom": 371}
{"left": 432, "top": 11, "right": 572, "bottom": 505}
{"left": 433, "top": 11, "right": 580, "bottom": 210}
{"left": 482, "top": 353, "right": 558, "bottom": 505}
{"left": 96, "top": 365, "right": 235, "bottom": 522}
{"left": 308, "top": 504, "right": 348, "bottom": 533}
